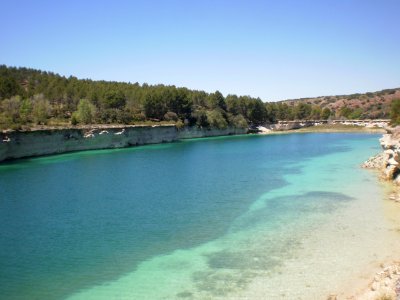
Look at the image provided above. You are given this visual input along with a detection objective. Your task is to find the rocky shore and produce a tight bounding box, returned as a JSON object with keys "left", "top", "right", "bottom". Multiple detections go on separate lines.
{"left": 363, "top": 127, "right": 400, "bottom": 203}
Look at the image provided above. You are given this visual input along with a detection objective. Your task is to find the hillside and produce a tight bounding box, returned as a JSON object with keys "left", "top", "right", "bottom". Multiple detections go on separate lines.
{"left": 280, "top": 88, "right": 400, "bottom": 119}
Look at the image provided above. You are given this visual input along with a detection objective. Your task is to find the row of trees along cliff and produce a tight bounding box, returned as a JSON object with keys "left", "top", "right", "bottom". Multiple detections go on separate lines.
{"left": 0, "top": 65, "right": 399, "bottom": 131}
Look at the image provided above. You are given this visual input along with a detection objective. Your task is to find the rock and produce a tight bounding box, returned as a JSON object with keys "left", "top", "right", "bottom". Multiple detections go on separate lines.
{"left": 326, "top": 294, "right": 337, "bottom": 300}
{"left": 375, "top": 274, "right": 382, "bottom": 282}
{"left": 384, "top": 165, "right": 398, "bottom": 179}
{"left": 385, "top": 149, "right": 395, "bottom": 154}
{"left": 388, "top": 157, "right": 399, "bottom": 166}
{"left": 384, "top": 277, "right": 391, "bottom": 286}
{"left": 371, "top": 281, "right": 379, "bottom": 291}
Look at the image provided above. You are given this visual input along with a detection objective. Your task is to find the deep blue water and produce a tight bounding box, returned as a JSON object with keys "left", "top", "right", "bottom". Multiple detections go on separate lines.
{"left": 0, "top": 133, "right": 380, "bottom": 299}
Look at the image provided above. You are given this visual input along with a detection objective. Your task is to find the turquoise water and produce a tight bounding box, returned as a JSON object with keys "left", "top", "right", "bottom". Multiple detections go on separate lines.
{"left": 0, "top": 133, "right": 397, "bottom": 299}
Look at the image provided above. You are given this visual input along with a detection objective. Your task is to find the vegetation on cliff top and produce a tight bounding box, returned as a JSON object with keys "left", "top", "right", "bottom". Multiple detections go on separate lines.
{"left": 0, "top": 65, "right": 398, "bottom": 130}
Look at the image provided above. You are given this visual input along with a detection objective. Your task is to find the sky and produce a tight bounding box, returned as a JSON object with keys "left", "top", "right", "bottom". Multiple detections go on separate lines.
{"left": 1, "top": 0, "right": 399, "bottom": 101}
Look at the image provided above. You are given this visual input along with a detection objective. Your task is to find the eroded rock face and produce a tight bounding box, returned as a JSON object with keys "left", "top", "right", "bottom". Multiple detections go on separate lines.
{"left": 0, "top": 125, "right": 248, "bottom": 162}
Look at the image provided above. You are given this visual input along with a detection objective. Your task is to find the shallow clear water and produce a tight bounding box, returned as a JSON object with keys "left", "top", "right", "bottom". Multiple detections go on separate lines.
{"left": 0, "top": 133, "right": 399, "bottom": 299}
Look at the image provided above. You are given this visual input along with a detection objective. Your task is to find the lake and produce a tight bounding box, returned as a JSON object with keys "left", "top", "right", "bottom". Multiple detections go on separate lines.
{"left": 1, "top": 133, "right": 400, "bottom": 299}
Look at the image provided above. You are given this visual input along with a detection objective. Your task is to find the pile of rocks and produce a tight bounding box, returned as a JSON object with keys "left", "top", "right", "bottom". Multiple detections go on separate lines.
{"left": 363, "top": 128, "right": 400, "bottom": 185}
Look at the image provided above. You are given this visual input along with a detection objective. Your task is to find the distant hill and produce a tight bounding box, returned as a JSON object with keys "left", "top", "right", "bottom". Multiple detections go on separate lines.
{"left": 279, "top": 88, "right": 400, "bottom": 119}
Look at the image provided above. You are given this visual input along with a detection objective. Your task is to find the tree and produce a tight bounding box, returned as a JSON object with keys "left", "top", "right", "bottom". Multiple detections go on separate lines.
{"left": 310, "top": 106, "right": 322, "bottom": 119}
{"left": 102, "top": 90, "right": 126, "bottom": 109}
{"left": 248, "top": 99, "right": 267, "bottom": 125}
{"left": 208, "top": 91, "right": 227, "bottom": 110}
{"left": 191, "top": 109, "right": 209, "bottom": 127}
{"left": 167, "top": 89, "right": 192, "bottom": 119}
{"left": 143, "top": 93, "right": 166, "bottom": 120}
{"left": 339, "top": 106, "right": 353, "bottom": 119}
{"left": 228, "top": 114, "right": 248, "bottom": 128}
{"left": 321, "top": 107, "right": 331, "bottom": 120}
{"left": 32, "top": 94, "right": 51, "bottom": 124}
{"left": 0, "top": 75, "right": 22, "bottom": 100}
{"left": 276, "top": 103, "right": 293, "bottom": 120}
{"left": 265, "top": 102, "right": 278, "bottom": 123}
{"left": 226, "top": 94, "right": 240, "bottom": 115}
{"left": 390, "top": 99, "right": 400, "bottom": 125}
{"left": 206, "top": 109, "right": 228, "bottom": 129}
{"left": 294, "top": 103, "right": 312, "bottom": 120}
{"left": 0, "top": 96, "right": 22, "bottom": 128}
{"left": 74, "top": 99, "right": 96, "bottom": 124}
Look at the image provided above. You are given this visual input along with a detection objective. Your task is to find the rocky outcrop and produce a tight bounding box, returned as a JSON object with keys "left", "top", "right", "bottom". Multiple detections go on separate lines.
{"left": 364, "top": 129, "right": 400, "bottom": 185}
{"left": 362, "top": 152, "right": 386, "bottom": 169}
{"left": 0, "top": 125, "right": 248, "bottom": 162}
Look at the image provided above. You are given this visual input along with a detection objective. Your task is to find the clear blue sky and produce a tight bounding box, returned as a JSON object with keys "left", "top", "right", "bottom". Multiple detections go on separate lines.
{"left": 1, "top": 0, "right": 399, "bottom": 101}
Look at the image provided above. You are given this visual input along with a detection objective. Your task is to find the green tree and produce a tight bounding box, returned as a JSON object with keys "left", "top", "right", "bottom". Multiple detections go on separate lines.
{"left": 191, "top": 109, "right": 209, "bottom": 127}
{"left": 0, "top": 75, "right": 22, "bottom": 100}
{"left": 225, "top": 94, "right": 240, "bottom": 115}
{"left": 265, "top": 102, "right": 278, "bottom": 123}
{"left": 349, "top": 108, "right": 363, "bottom": 119}
{"left": 310, "top": 106, "right": 322, "bottom": 119}
{"left": 294, "top": 103, "right": 312, "bottom": 120}
{"left": 321, "top": 107, "right": 331, "bottom": 120}
{"left": 167, "top": 89, "right": 192, "bottom": 119}
{"left": 32, "top": 94, "right": 51, "bottom": 124}
{"left": 102, "top": 90, "right": 126, "bottom": 109}
{"left": 228, "top": 114, "right": 248, "bottom": 128}
{"left": 0, "top": 96, "right": 22, "bottom": 128}
{"left": 74, "top": 99, "right": 96, "bottom": 124}
{"left": 390, "top": 99, "right": 400, "bottom": 125}
{"left": 248, "top": 99, "right": 267, "bottom": 125}
{"left": 339, "top": 106, "right": 353, "bottom": 119}
{"left": 206, "top": 109, "right": 228, "bottom": 129}
{"left": 276, "top": 103, "right": 293, "bottom": 120}
{"left": 208, "top": 91, "right": 227, "bottom": 110}
{"left": 143, "top": 93, "right": 166, "bottom": 120}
